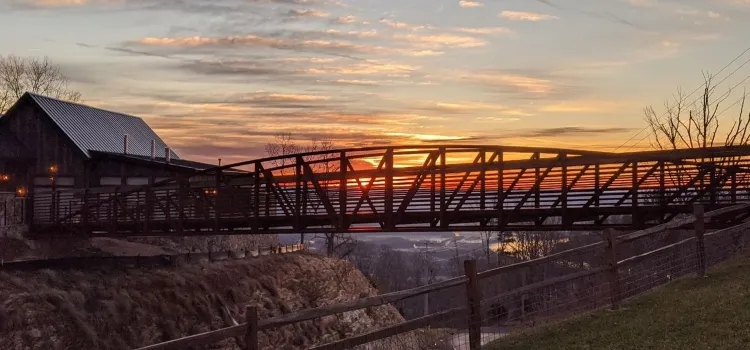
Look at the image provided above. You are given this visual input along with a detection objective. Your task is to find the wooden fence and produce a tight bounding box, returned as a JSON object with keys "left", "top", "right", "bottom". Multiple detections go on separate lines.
{"left": 134, "top": 203, "right": 750, "bottom": 350}
{"left": 0, "top": 243, "right": 304, "bottom": 271}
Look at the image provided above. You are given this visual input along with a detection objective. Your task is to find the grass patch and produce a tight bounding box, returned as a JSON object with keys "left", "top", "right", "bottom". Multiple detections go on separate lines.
{"left": 486, "top": 257, "right": 750, "bottom": 350}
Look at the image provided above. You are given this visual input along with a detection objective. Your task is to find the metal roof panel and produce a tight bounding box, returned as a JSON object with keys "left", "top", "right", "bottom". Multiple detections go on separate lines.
{"left": 28, "top": 93, "right": 179, "bottom": 160}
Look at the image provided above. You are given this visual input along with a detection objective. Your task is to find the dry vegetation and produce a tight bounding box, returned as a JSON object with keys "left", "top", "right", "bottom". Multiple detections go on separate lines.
{"left": 0, "top": 252, "right": 436, "bottom": 350}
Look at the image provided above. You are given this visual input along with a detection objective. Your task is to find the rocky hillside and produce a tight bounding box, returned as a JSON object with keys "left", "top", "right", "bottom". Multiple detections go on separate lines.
{"left": 0, "top": 253, "right": 439, "bottom": 349}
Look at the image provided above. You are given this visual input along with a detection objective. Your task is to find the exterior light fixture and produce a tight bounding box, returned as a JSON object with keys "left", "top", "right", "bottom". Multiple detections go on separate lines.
{"left": 49, "top": 165, "right": 58, "bottom": 174}
{"left": 16, "top": 186, "right": 26, "bottom": 198}
{"left": 0, "top": 174, "right": 9, "bottom": 181}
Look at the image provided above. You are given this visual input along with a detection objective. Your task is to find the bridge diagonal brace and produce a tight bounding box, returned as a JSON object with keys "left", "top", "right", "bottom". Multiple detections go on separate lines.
{"left": 550, "top": 164, "right": 591, "bottom": 209}
{"left": 395, "top": 152, "right": 437, "bottom": 224}
{"left": 351, "top": 156, "right": 386, "bottom": 216}
{"left": 483, "top": 152, "right": 540, "bottom": 228}
{"left": 446, "top": 153, "right": 483, "bottom": 209}
{"left": 302, "top": 162, "right": 340, "bottom": 229}
{"left": 261, "top": 170, "right": 295, "bottom": 217}
{"left": 347, "top": 161, "right": 380, "bottom": 214}
{"left": 113, "top": 194, "right": 140, "bottom": 225}
{"left": 454, "top": 152, "right": 499, "bottom": 213}
{"left": 663, "top": 167, "right": 728, "bottom": 222}
{"left": 484, "top": 152, "right": 538, "bottom": 228}
{"left": 346, "top": 162, "right": 384, "bottom": 229}
{"left": 153, "top": 197, "right": 181, "bottom": 233}
{"left": 513, "top": 155, "right": 563, "bottom": 212}
{"left": 494, "top": 161, "right": 531, "bottom": 210}
{"left": 574, "top": 161, "right": 631, "bottom": 225}
{"left": 614, "top": 162, "right": 661, "bottom": 206}
{"left": 582, "top": 161, "right": 631, "bottom": 210}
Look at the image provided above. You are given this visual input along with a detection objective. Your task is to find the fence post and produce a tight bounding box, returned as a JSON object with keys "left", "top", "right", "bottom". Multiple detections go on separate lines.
{"left": 245, "top": 306, "right": 259, "bottom": 350}
{"left": 463, "top": 259, "right": 482, "bottom": 350}
{"left": 604, "top": 229, "right": 622, "bottom": 310}
{"left": 694, "top": 204, "right": 707, "bottom": 277}
{"left": 82, "top": 189, "right": 89, "bottom": 233}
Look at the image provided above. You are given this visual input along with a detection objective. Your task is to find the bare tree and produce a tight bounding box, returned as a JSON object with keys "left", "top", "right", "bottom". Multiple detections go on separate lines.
{"left": 479, "top": 228, "right": 494, "bottom": 265}
{"left": 645, "top": 72, "right": 750, "bottom": 151}
{"left": 644, "top": 72, "right": 750, "bottom": 202}
{"left": 347, "top": 241, "right": 378, "bottom": 277}
{"left": 264, "top": 133, "right": 299, "bottom": 176}
{"left": 373, "top": 245, "right": 410, "bottom": 292}
{"left": 496, "top": 229, "right": 516, "bottom": 266}
{"left": 265, "top": 133, "right": 356, "bottom": 256}
{"left": 0, "top": 55, "right": 81, "bottom": 113}
{"left": 509, "top": 231, "right": 561, "bottom": 261}
{"left": 305, "top": 136, "right": 357, "bottom": 257}
{"left": 645, "top": 72, "right": 750, "bottom": 149}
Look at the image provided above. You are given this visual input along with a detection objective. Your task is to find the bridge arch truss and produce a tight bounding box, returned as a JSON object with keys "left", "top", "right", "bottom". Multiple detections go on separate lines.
{"left": 30, "top": 145, "right": 750, "bottom": 237}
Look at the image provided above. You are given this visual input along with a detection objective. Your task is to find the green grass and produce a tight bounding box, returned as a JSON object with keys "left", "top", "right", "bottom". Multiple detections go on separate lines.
{"left": 486, "top": 258, "right": 750, "bottom": 350}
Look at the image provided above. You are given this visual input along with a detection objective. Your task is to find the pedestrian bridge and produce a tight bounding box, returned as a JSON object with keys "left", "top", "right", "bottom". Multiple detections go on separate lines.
{"left": 28, "top": 145, "right": 750, "bottom": 237}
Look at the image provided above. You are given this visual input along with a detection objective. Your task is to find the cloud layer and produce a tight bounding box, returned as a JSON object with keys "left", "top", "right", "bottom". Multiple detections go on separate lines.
{"left": 4, "top": 0, "right": 744, "bottom": 164}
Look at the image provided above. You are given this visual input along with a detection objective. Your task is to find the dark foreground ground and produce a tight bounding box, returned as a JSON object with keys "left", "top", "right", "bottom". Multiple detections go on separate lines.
{"left": 486, "top": 256, "right": 750, "bottom": 350}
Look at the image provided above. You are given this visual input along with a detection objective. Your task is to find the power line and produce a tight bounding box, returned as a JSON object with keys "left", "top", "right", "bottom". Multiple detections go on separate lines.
{"left": 623, "top": 68, "right": 750, "bottom": 152}
{"left": 614, "top": 46, "right": 750, "bottom": 152}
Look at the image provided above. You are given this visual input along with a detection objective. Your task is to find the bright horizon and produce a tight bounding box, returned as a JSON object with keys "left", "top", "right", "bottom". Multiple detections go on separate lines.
{"left": 1, "top": 0, "right": 750, "bottom": 165}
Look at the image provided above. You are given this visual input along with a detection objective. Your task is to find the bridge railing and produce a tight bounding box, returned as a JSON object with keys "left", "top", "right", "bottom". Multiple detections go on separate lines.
{"left": 27, "top": 145, "right": 750, "bottom": 236}
{"left": 130, "top": 203, "right": 750, "bottom": 350}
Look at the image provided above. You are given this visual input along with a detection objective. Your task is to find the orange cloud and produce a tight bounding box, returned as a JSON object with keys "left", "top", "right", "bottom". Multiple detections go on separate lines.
{"left": 28, "top": 0, "right": 86, "bottom": 4}
{"left": 380, "top": 19, "right": 429, "bottom": 31}
{"left": 476, "top": 116, "right": 522, "bottom": 122}
{"left": 393, "top": 34, "right": 485, "bottom": 48}
{"left": 287, "top": 9, "right": 329, "bottom": 18}
{"left": 459, "top": 1, "right": 484, "bottom": 7}
{"left": 452, "top": 27, "right": 514, "bottom": 35}
{"left": 464, "top": 72, "right": 555, "bottom": 94}
{"left": 248, "top": 93, "right": 330, "bottom": 102}
{"left": 24, "top": 0, "right": 122, "bottom": 5}
{"left": 384, "top": 132, "right": 472, "bottom": 141}
{"left": 324, "top": 29, "right": 380, "bottom": 39}
{"left": 499, "top": 10, "right": 558, "bottom": 21}
{"left": 305, "top": 62, "right": 419, "bottom": 76}
{"left": 335, "top": 16, "right": 358, "bottom": 24}
{"left": 136, "top": 34, "right": 441, "bottom": 57}
{"left": 538, "top": 101, "right": 627, "bottom": 113}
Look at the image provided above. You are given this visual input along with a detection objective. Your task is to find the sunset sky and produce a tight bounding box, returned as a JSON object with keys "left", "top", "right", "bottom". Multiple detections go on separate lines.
{"left": 1, "top": 0, "right": 750, "bottom": 165}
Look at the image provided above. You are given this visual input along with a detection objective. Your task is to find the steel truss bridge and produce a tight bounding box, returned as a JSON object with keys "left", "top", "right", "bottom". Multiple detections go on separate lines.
{"left": 28, "top": 145, "right": 750, "bottom": 237}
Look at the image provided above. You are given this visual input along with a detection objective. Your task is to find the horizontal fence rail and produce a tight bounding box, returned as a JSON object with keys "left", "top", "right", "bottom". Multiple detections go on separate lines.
{"left": 0, "top": 243, "right": 304, "bottom": 271}
{"left": 133, "top": 203, "right": 750, "bottom": 350}
{"left": 26, "top": 145, "right": 750, "bottom": 237}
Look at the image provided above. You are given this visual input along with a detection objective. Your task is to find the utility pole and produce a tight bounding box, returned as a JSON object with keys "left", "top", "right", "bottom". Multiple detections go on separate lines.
{"left": 422, "top": 239, "right": 429, "bottom": 317}
{"left": 453, "top": 233, "right": 461, "bottom": 276}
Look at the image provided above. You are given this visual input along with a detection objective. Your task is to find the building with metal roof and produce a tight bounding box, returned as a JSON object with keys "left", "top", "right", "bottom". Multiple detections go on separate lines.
{"left": 0, "top": 92, "right": 219, "bottom": 192}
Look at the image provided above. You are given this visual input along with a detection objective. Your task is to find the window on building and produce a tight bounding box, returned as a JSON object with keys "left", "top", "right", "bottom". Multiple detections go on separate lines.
{"left": 34, "top": 176, "right": 74, "bottom": 187}
{"left": 126, "top": 177, "right": 149, "bottom": 185}
{"left": 99, "top": 177, "right": 122, "bottom": 186}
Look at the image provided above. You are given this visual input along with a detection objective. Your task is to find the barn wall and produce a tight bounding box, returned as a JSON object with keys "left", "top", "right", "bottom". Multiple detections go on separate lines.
{"left": 1, "top": 97, "right": 87, "bottom": 187}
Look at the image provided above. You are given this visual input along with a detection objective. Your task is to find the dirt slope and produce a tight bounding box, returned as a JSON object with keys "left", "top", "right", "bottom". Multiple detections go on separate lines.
{"left": 0, "top": 253, "right": 429, "bottom": 350}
